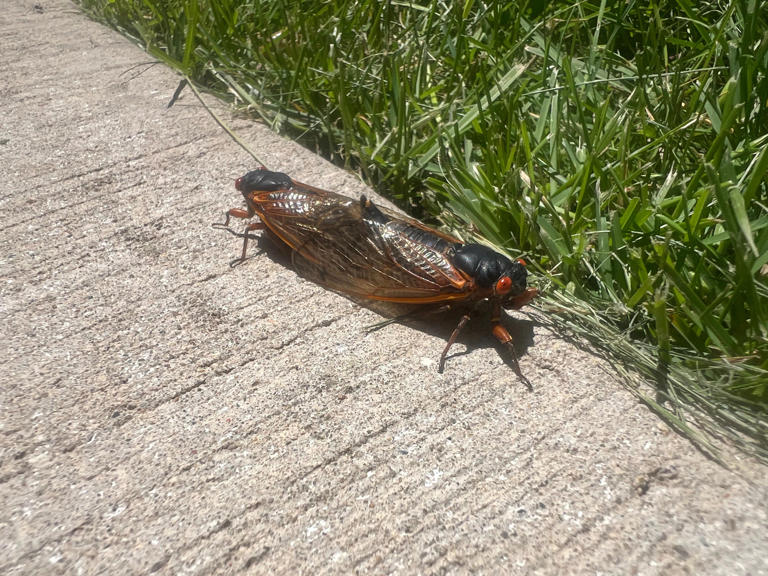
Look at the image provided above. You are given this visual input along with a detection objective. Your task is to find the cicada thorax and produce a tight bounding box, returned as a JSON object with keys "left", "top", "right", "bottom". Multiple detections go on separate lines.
{"left": 235, "top": 168, "right": 293, "bottom": 193}
{"left": 451, "top": 243, "right": 529, "bottom": 304}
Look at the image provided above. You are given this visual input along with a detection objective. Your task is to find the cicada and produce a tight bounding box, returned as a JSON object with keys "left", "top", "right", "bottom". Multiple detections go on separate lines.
{"left": 219, "top": 168, "right": 538, "bottom": 387}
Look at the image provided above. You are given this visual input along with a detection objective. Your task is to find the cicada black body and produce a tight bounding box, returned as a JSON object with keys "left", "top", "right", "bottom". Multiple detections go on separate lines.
{"left": 219, "top": 168, "right": 538, "bottom": 387}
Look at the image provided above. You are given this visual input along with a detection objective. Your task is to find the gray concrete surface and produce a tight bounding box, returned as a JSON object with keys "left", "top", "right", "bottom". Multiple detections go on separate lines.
{"left": 1, "top": 1, "right": 766, "bottom": 574}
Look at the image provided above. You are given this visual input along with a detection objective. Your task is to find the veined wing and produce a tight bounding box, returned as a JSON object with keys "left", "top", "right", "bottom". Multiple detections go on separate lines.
{"left": 247, "top": 182, "right": 474, "bottom": 303}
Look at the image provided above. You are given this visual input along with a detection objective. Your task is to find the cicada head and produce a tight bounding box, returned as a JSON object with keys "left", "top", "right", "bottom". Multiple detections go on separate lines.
{"left": 452, "top": 243, "right": 529, "bottom": 306}
{"left": 235, "top": 168, "right": 294, "bottom": 196}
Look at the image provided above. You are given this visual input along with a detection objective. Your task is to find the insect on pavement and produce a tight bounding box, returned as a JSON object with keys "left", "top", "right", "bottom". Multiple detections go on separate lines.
{"left": 217, "top": 167, "right": 539, "bottom": 388}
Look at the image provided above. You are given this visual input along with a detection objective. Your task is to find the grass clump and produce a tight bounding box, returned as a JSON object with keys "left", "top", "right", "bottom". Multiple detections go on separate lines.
{"left": 77, "top": 0, "right": 768, "bottom": 462}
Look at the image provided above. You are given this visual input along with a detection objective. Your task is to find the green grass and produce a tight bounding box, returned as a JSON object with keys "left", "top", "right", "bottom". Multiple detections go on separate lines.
{"left": 77, "top": 0, "right": 768, "bottom": 462}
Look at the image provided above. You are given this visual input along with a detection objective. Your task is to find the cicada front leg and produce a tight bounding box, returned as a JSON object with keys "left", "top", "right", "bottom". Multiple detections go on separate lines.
{"left": 220, "top": 207, "right": 251, "bottom": 228}
{"left": 491, "top": 303, "right": 532, "bottom": 391}
{"left": 213, "top": 207, "right": 263, "bottom": 264}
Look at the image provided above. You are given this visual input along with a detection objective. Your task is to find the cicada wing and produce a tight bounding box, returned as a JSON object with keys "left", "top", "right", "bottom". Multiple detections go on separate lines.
{"left": 289, "top": 201, "right": 474, "bottom": 303}
{"left": 247, "top": 181, "right": 475, "bottom": 303}
{"left": 290, "top": 234, "right": 474, "bottom": 304}
{"left": 282, "top": 198, "right": 387, "bottom": 296}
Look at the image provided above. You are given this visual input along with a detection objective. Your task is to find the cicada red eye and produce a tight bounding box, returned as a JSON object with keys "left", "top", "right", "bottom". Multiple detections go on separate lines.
{"left": 495, "top": 276, "right": 513, "bottom": 295}
{"left": 517, "top": 258, "right": 527, "bottom": 266}
{"left": 235, "top": 177, "right": 243, "bottom": 191}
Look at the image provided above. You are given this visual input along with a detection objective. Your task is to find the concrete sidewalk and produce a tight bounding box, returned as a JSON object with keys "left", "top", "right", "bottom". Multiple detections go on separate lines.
{"left": 1, "top": 1, "right": 766, "bottom": 574}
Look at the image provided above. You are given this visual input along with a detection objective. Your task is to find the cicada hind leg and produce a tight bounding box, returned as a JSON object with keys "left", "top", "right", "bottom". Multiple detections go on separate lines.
{"left": 214, "top": 207, "right": 264, "bottom": 265}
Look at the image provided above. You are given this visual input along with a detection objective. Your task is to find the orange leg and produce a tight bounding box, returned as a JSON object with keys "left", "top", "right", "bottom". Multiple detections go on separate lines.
{"left": 491, "top": 304, "right": 532, "bottom": 390}
{"left": 221, "top": 207, "right": 252, "bottom": 227}
{"left": 439, "top": 313, "right": 471, "bottom": 373}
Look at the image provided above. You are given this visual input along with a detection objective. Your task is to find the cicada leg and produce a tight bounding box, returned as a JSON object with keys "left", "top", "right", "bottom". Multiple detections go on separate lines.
{"left": 219, "top": 207, "right": 251, "bottom": 228}
{"left": 438, "top": 312, "right": 472, "bottom": 373}
{"left": 234, "top": 220, "right": 265, "bottom": 263}
{"left": 213, "top": 207, "right": 263, "bottom": 264}
{"left": 490, "top": 304, "right": 532, "bottom": 391}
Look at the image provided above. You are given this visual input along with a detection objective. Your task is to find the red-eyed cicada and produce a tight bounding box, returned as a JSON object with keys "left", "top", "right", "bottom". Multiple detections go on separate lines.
{"left": 219, "top": 168, "right": 539, "bottom": 387}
